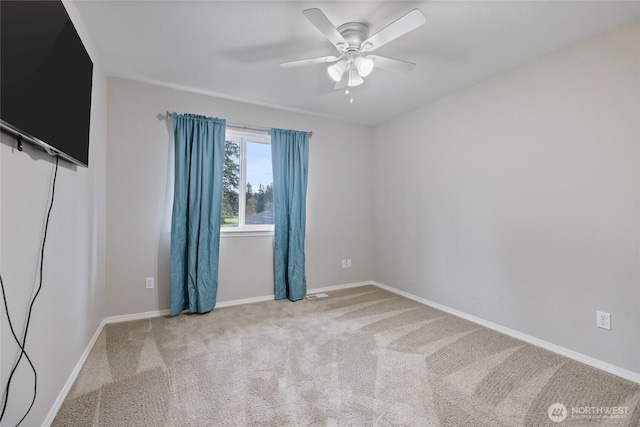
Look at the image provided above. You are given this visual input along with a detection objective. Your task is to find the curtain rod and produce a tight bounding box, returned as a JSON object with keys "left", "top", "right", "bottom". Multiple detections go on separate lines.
{"left": 164, "top": 112, "right": 312, "bottom": 138}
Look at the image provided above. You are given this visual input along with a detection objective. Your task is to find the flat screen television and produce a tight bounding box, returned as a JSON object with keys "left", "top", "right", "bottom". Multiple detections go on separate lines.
{"left": 1, "top": 0, "right": 93, "bottom": 167}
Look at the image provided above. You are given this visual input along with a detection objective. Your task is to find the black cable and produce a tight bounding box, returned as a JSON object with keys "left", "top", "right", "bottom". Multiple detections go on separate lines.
{"left": 0, "top": 156, "right": 59, "bottom": 426}
{"left": 0, "top": 274, "right": 38, "bottom": 426}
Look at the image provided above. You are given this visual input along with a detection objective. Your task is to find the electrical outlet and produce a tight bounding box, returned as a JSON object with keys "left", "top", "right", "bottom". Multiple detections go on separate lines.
{"left": 596, "top": 311, "right": 610, "bottom": 330}
{"left": 346, "top": 259, "right": 352, "bottom": 268}
{"left": 146, "top": 277, "right": 154, "bottom": 289}
{"left": 341, "top": 260, "right": 347, "bottom": 268}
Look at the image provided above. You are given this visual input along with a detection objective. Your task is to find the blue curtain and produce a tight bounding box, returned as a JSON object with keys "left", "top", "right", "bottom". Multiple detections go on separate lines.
{"left": 271, "top": 128, "right": 309, "bottom": 301}
{"left": 170, "top": 113, "right": 226, "bottom": 315}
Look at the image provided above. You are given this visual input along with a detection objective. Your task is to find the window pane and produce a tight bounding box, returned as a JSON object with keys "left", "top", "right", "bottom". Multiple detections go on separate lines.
{"left": 245, "top": 141, "right": 273, "bottom": 225}
{"left": 221, "top": 140, "right": 240, "bottom": 227}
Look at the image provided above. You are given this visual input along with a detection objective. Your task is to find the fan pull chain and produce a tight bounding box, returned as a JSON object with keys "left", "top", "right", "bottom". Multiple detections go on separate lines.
{"left": 345, "top": 66, "right": 354, "bottom": 103}
{"left": 345, "top": 86, "right": 354, "bottom": 103}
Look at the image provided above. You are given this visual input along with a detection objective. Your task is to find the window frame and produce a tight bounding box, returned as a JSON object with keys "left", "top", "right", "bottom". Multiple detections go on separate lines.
{"left": 221, "top": 129, "right": 274, "bottom": 237}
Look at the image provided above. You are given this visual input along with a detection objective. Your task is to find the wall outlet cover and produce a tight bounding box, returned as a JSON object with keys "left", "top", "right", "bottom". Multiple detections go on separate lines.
{"left": 596, "top": 311, "right": 610, "bottom": 330}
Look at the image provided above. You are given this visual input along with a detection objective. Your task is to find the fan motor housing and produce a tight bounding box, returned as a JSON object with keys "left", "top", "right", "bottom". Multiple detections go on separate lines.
{"left": 337, "top": 22, "right": 369, "bottom": 49}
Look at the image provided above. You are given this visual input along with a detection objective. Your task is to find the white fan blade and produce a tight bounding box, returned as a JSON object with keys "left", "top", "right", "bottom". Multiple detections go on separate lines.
{"left": 369, "top": 55, "right": 416, "bottom": 73}
{"left": 303, "top": 8, "right": 348, "bottom": 50}
{"left": 280, "top": 55, "right": 340, "bottom": 68}
{"left": 360, "top": 9, "right": 426, "bottom": 52}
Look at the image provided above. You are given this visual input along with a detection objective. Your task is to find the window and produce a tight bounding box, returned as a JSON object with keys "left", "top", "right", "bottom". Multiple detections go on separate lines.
{"left": 221, "top": 130, "right": 274, "bottom": 233}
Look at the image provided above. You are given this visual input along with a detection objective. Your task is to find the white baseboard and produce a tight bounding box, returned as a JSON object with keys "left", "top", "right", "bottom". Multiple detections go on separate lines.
{"left": 372, "top": 281, "right": 640, "bottom": 384}
{"left": 104, "top": 309, "right": 171, "bottom": 324}
{"left": 307, "top": 280, "right": 374, "bottom": 294}
{"left": 101, "top": 296, "right": 277, "bottom": 322}
{"left": 42, "top": 318, "right": 107, "bottom": 427}
{"left": 101, "top": 281, "right": 374, "bottom": 320}
{"left": 216, "top": 294, "right": 273, "bottom": 308}
{"left": 215, "top": 281, "right": 375, "bottom": 306}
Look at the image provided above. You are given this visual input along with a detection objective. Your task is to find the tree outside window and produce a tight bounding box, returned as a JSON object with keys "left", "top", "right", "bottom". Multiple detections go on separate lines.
{"left": 221, "top": 131, "right": 273, "bottom": 230}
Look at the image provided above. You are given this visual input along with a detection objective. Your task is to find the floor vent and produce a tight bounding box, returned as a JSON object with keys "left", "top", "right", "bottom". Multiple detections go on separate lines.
{"left": 306, "top": 293, "right": 328, "bottom": 300}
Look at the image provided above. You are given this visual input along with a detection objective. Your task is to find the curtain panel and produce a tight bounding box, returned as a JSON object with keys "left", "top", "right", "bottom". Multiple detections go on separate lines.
{"left": 170, "top": 113, "right": 226, "bottom": 315}
{"left": 271, "top": 128, "right": 310, "bottom": 301}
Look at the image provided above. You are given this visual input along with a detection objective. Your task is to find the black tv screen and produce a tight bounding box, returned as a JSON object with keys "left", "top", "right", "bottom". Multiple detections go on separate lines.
{"left": 1, "top": 0, "right": 93, "bottom": 167}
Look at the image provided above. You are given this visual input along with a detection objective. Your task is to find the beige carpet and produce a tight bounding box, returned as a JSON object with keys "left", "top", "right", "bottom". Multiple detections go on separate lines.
{"left": 53, "top": 286, "right": 640, "bottom": 426}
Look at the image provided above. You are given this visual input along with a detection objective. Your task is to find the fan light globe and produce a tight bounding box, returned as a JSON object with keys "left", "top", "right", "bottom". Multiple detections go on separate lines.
{"left": 327, "top": 61, "right": 346, "bottom": 82}
{"left": 348, "top": 68, "right": 364, "bottom": 87}
{"left": 356, "top": 57, "right": 375, "bottom": 77}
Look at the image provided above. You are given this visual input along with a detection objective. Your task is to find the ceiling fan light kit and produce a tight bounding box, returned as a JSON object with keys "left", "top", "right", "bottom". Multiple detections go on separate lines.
{"left": 328, "top": 61, "right": 347, "bottom": 82}
{"left": 348, "top": 67, "right": 364, "bottom": 87}
{"left": 281, "top": 7, "right": 426, "bottom": 103}
{"left": 356, "top": 56, "right": 374, "bottom": 77}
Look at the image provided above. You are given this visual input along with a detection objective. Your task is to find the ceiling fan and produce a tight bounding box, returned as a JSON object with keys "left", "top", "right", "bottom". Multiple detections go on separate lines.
{"left": 281, "top": 8, "right": 426, "bottom": 100}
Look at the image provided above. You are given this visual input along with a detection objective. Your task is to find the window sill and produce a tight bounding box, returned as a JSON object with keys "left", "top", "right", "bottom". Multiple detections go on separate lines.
{"left": 220, "top": 229, "right": 274, "bottom": 238}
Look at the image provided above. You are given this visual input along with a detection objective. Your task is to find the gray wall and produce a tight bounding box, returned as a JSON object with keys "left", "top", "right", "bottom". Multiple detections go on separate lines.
{"left": 372, "top": 23, "right": 640, "bottom": 373}
{"left": 0, "top": 12, "right": 108, "bottom": 425}
{"left": 106, "top": 78, "right": 373, "bottom": 316}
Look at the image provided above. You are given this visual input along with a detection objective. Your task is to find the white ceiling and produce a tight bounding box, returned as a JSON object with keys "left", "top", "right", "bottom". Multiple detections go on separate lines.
{"left": 74, "top": 1, "right": 639, "bottom": 126}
